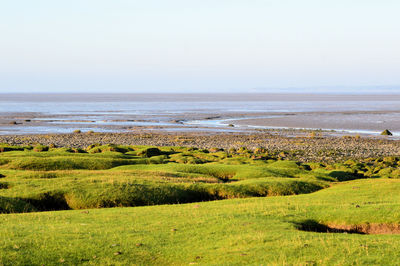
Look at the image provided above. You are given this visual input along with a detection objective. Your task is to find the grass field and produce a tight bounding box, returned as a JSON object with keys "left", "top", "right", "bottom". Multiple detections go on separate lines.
{"left": 0, "top": 143, "right": 400, "bottom": 265}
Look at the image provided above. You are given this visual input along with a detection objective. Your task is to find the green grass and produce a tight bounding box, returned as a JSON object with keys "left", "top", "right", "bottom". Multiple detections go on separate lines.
{"left": 0, "top": 144, "right": 399, "bottom": 264}
{"left": 1, "top": 179, "right": 400, "bottom": 265}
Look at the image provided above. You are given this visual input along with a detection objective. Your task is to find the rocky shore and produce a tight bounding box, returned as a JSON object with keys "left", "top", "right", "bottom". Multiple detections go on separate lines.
{"left": 1, "top": 132, "right": 399, "bottom": 162}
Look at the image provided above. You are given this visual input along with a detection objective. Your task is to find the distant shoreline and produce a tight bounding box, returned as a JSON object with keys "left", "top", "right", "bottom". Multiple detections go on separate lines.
{"left": 2, "top": 92, "right": 400, "bottom": 102}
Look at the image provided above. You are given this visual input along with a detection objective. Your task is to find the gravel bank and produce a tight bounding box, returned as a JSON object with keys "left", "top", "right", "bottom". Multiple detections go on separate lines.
{"left": 1, "top": 132, "right": 399, "bottom": 163}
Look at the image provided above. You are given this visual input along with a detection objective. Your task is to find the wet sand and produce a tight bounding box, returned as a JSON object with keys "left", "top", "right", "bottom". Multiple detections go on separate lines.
{"left": 230, "top": 111, "right": 400, "bottom": 135}
{"left": 1, "top": 110, "right": 399, "bottom": 137}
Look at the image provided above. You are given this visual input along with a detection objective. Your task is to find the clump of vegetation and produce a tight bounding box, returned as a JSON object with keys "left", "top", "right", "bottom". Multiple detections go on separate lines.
{"left": 137, "top": 147, "right": 162, "bottom": 157}
{"left": 0, "top": 144, "right": 32, "bottom": 153}
{"left": 86, "top": 144, "right": 132, "bottom": 154}
{"left": 33, "top": 145, "right": 49, "bottom": 152}
{"left": 67, "top": 147, "right": 86, "bottom": 153}
{"left": 73, "top": 129, "right": 82, "bottom": 134}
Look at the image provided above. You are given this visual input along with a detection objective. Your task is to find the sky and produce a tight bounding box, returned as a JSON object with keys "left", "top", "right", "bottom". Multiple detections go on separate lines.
{"left": 0, "top": 0, "right": 399, "bottom": 93}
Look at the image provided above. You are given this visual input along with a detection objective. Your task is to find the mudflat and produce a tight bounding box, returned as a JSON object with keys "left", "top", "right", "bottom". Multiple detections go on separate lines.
{"left": 1, "top": 93, "right": 400, "bottom": 136}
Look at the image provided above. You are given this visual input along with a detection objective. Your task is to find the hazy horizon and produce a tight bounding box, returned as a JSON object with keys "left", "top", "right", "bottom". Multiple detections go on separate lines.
{"left": 1, "top": 1, "right": 400, "bottom": 94}
{"left": 1, "top": 86, "right": 400, "bottom": 95}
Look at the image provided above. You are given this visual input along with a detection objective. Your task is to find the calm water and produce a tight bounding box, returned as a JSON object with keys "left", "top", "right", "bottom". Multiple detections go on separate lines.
{"left": 1, "top": 93, "right": 400, "bottom": 135}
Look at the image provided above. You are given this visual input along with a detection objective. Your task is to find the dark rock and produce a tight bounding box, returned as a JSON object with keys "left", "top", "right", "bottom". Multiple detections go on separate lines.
{"left": 381, "top": 129, "right": 393, "bottom": 136}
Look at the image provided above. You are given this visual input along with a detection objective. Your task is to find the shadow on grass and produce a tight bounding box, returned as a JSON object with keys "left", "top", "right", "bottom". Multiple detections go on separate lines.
{"left": 294, "top": 219, "right": 366, "bottom": 234}
{"left": 0, "top": 196, "right": 37, "bottom": 213}
{"left": 24, "top": 191, "right": 71, "bottom": 211}
{"left": 327, "top": 171, "right": 365, "bottom": 182}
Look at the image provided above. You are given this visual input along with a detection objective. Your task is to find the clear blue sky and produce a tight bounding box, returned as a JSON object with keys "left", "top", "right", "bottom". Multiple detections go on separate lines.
{"left": 1, "top": 0, "right": 399, "bottom": 93}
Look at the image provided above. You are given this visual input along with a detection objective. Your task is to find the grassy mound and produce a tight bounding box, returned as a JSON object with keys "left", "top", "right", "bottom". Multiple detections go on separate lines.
{"left": 0, "top": 144, "right": 398, "bottom": 213}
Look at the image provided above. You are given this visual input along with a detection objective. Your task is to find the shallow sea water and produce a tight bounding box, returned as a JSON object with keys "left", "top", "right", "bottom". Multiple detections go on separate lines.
{"left": 1, "top": 93, "right": 399, "bottom": 136}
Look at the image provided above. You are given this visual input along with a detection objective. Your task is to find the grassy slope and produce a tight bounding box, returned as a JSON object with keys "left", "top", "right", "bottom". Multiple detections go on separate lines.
{"left": 0, "top": 144, "right": 400, "bottom": 265}
{"left": 1, "top": 179, "right": 400, "bottom": 265}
